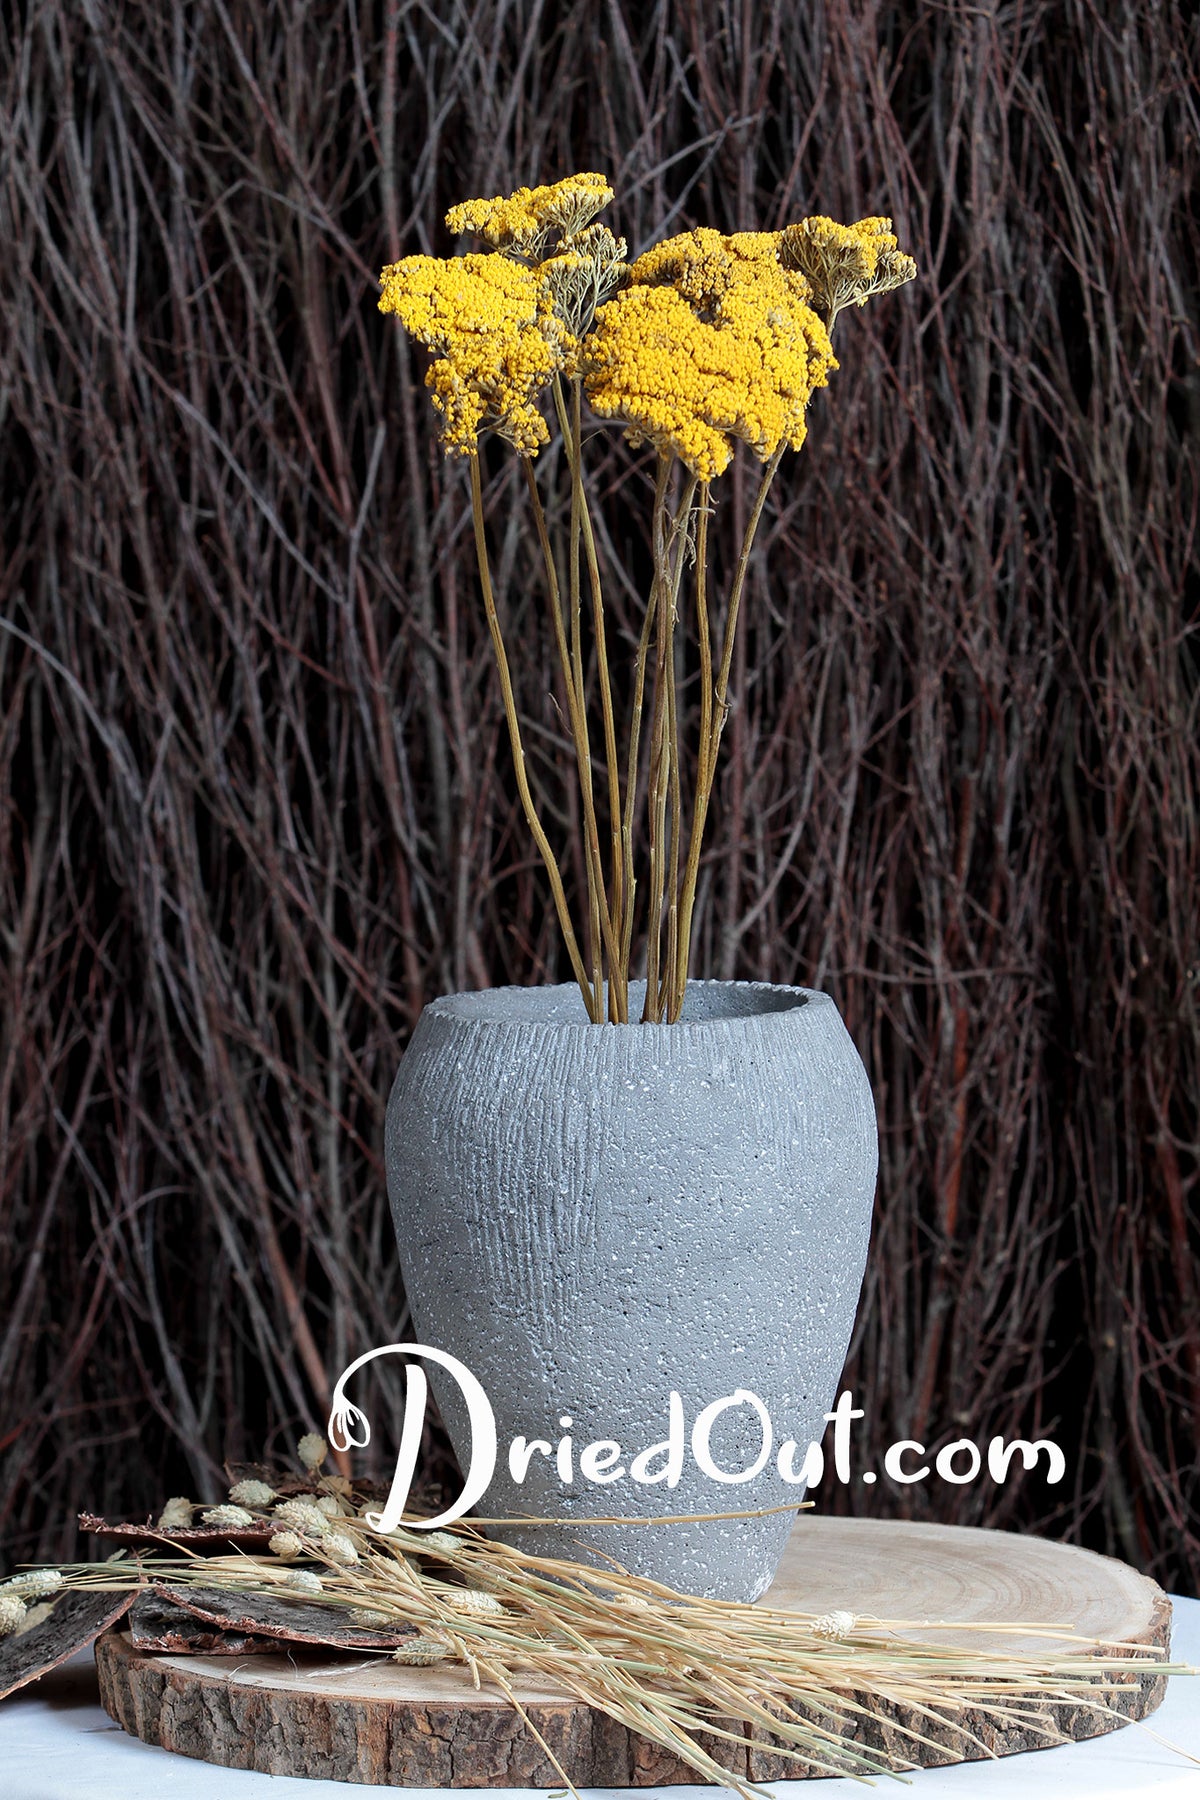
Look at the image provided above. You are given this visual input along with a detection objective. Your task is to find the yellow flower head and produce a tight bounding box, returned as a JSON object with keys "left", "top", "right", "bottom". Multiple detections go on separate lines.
{"left": 444, "top": 175, "right": 626, "bottom": 364}
{"left": 378, "top": 252, "right": 564, "bottom": 455}
{"left": 583, "top": 227, "right": 835, "bottom": 480}
{"left": 630, "top": 229, "right": 797, "bottom": 312}
{"left": 446, "top": 173, "right": 614, "bottom": 255}
{"left": 780, "top": 215, "right": 917, "bottom": 327}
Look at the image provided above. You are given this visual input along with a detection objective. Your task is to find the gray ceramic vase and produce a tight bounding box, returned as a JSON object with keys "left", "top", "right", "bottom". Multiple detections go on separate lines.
{"left": 385, "top": 979, "right": 878, "bottom": 1601}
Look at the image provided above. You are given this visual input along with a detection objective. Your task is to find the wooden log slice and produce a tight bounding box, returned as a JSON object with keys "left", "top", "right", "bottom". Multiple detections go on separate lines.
{"left": 95, "top": 1517, "right": 1173, "bottom": 1787}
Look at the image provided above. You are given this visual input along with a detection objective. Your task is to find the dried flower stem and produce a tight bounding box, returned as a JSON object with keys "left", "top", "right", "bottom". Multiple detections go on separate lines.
{"left": 670, "top": 480, "right": 713, "bottom": 1019}
{"left": 671, "top": 448, "right": 785, "bottom": 1019}
{"left": 644, "top": 470, "right": 698, "bottom": 1021}
{"left": 522, "top": 448, "right": 625, "bottom": 1020}
{"left": 561, "top": 383, "right": 604, "bottom": 1015}
{"left": 567, "top": 377, "right": 627, "bottom": 1019}
{"left": 620, "top": 456, "right": 671, "bottom": 989}
{"left": 468, "top": 453, "right": 595, "bottom": 1015}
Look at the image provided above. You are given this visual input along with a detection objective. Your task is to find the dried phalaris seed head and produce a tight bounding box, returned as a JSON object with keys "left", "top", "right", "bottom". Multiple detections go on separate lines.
{"left": 392, "top": 1634, "right": 452, "bottom": 1665}
{"left": 446, "top": 1589, "right": 504, "bottom": 1616}
{"left": 157, "top": 1497, "right": 194, "bottom": 1529}
{"left": 272, "top": 1499, "right": 330, "bottom": 1538}
{"left": 297, "top": 1433, "right": 328, "bottom": 1472}
{"left": 268, "top": 1531, "right": 304, "bottom": 1560}
{"left": 811, "top": 1609, "right": 857, "bottom": 1641}
{"left": 200, "top": 1504, "right": 255, "bottom": 1528}
{"left": 0, "top": 1595, "right": 28, "bottom": 1636}
{"left": 324, "top": 1532, "right": 359, "bottom": 1567}
{"left": 228, "top": 1479, "right": 277, "bottom": 1508}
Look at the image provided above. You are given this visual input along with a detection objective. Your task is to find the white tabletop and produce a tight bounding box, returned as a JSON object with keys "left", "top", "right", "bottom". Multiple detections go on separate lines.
{"left": 2, "top": 1597, "right": 1197, "bottom": 1799}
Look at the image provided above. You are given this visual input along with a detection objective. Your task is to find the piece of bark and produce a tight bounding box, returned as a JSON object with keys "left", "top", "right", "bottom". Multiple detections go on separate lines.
{"left": 0, "top": 1590, "right": 133, "bottom": 1701}
{"left": 78, "top": 1512, "right": 275, "bottom": 1553}
{"left": 152, "top": 1583, "right": 415, "bottom": 1651}
{"left": 130, "top": 1592, "right": 279, "bottom": 1657}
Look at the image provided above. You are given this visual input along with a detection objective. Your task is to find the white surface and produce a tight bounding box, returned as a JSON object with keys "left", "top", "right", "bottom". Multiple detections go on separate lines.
{"left": 0, "top": 1598, "right": 1197, "bottom": 1799}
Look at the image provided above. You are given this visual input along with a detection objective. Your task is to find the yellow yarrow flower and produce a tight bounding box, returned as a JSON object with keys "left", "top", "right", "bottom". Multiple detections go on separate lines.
{"left": 631, "top": 228, "right": 796, "bottom": 310}
{"left": 583, "top": 227, "right": 835, "bottom": 480}
{"left": 780, "top": 215, "right": 917, "bottom": 327}
{"left": 446, "top": 175, "right": 626, "bottom": 361}
{"left": 447, "top": 173, "right": 613, "bottom": 253}
{"left": 378, "top": 253, "right": 563, "bottom": 455}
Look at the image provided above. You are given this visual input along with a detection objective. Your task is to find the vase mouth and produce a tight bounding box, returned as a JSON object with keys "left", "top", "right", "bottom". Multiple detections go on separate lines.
{"left": 422, "top": 979, "right": 827, "bottom": 1030}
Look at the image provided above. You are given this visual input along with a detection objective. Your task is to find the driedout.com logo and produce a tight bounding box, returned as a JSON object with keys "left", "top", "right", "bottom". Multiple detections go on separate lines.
{"left": 326, "top": 1344, "right": 1066, "bottom": 1534}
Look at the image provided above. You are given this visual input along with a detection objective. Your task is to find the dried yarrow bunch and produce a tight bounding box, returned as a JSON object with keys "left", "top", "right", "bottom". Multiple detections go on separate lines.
{"left": 379, "top": 177, "right": 915, "bottom": 1023}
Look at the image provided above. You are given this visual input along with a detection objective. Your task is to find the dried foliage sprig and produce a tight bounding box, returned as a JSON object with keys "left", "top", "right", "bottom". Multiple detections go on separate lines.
{"left": 380, "top": 182, "right": 914, "bottom": 1022}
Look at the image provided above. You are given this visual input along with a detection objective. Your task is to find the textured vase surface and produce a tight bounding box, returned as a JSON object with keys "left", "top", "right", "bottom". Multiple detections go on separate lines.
{"left": 385, "top": 979, "right": 878, "bottom": 1601}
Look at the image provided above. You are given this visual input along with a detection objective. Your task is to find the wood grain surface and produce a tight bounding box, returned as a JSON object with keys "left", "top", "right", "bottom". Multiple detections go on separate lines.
{"left": 95, "top": 1516, "right": 1172, "bottom": 1787}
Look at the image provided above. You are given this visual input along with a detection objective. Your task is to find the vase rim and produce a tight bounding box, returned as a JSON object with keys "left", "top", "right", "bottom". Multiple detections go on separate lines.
{"left": 421, "top": 978, "right": 832, "bottom": 1031}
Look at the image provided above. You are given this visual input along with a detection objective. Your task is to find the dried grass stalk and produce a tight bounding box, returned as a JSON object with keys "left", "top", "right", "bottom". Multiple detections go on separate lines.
{"left": 50, "top": 1516, "right": 1190, "bottom": 1794}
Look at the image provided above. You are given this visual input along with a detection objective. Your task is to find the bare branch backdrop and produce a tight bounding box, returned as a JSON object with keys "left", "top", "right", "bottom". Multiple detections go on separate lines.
{"left": 1, "top": 0, "right": 1197, "bottom": 1590}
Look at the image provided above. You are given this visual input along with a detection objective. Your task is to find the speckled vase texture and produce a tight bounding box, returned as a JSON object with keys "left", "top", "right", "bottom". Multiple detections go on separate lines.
{"left": 385, "top": 979, "right": 878, "bottom": 1601}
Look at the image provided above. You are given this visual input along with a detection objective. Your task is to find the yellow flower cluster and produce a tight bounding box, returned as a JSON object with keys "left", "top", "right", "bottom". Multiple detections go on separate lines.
{"left": 378, "top": 252, "right": 563, "bottom": 455}
{"left": 379, "top": 182, "right": 915, "bottom": 469}
{"left": 780, "top": 216, "right": 917, "bottom": 327}
{"left": 583, "top": 228, "right": 836, "bottom": 480}
{"left": 631, "top": 228, "right": 793, "bottom": 312}
{"left": 446, "top": 173, "right": 613, "bottom": 252}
